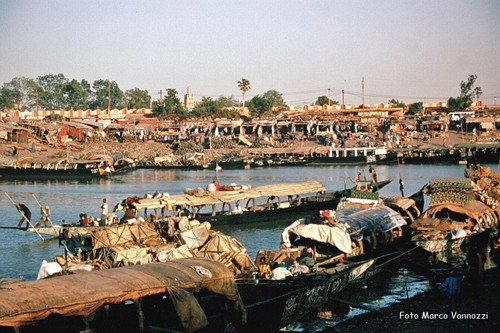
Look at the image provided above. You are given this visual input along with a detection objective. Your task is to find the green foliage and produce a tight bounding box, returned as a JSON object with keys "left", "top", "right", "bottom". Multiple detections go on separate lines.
{"left": 447, "top": 74, "right": 482, "bottom": 112}
{"left": 153, "top": 88, "right": 186, "bottom": 120}
{"left": 36, "top": 74, "right": 68, "bottom": 110}
{"left": 237, "top": 78, "right": 251, "bottom": 107}
{"left": 64, "top": 79, "right": 90, "bottom": 110}
{"left": 247, "top": 95, "right": 273, "bottom": 117}
{"left": 315, "top": 96, "right": 338, "bottom": 106}
{"left": 407, "top": 102, "right": 423, "bottom": 115}
{"left": 388, "top": 99, "right": 406, "bottom": 108}
{"left": 191, "top": 96, "right": 240, "bottom": 119}
{"left": 90, "top": 80, "right": 124, "bottom": 110}
{"left": 44, "top": 113, "right": 64, "bottom": 121}
{"left": 0, "top": 83, "right": 21, "bottom": 110}
{"left": 247, "top": 90, "right": 288, "bottom": 117}
{"left": 124, "top": 88, "right": 151, "bottom": 109}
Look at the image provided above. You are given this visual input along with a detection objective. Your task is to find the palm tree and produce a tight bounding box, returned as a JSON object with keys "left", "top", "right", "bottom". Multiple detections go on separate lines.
{"left": 237, "top": 78, "right": 251, "bottom": 112}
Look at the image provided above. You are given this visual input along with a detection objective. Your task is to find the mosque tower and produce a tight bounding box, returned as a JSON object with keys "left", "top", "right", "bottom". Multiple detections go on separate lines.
{"left": 184, "top": 86, "right": 195, "bottom": 110}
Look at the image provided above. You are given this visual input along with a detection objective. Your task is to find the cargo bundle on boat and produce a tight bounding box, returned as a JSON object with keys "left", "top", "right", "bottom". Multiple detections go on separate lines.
{"left": 410, "top": 178, "right": 498, "bottom": 276}
{"left": 280, "top": 190, "right": 422, "bottom": 266}
{"left": 58, "top": 218, "right": 255, "bottom": 275}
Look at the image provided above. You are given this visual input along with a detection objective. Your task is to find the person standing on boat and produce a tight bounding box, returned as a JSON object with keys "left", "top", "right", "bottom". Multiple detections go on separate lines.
{"left": 100, "top": 199, "right": 108, "bottom": 226}
{"left": 369, "top": 166, "right": 378, "bottom": 190}
{"left": 34, "top": 205, "right": 50, "bottom": 228}
{"left": 356, "top": 169, "right": 362, "bottom": 190}
{"left": 16, "top": 202, "right": 32, "bottom": 229}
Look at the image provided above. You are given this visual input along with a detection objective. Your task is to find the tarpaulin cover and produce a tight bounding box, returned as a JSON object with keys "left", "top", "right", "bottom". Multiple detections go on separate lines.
{"left": 335, "top": 205, "right": 407, "bottom": 233}
{"left": 0, "top": 257, "right": 245, "bottom": 332}
{"left": 283, "top": 219, "right": 352, "bottom": 253}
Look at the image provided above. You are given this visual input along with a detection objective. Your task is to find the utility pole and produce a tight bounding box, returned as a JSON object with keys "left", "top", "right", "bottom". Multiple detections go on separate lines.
{"left": 107, "top": 80, "right": 111, "bottom": 118}
{"left": 362, "top": 77, "right": 365, "bottom": 109}
{"left": 342, "top": 89, "right": 345, "bottom": 109}
{"left": 328, "top": 88, "right": 331, "bottom": 106}
{"left": 158, "top": 89, "right": 163, "bottom": 101}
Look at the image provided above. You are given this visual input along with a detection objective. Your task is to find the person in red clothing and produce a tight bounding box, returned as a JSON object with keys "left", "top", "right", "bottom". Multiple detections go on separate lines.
{"left": 213, "top": 180, "right": 221, "bottom": 191}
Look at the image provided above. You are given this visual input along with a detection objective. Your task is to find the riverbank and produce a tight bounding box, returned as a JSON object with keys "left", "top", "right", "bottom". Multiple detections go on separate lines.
{"left": 330, "top": 249, "right": 500, "bottom": 333}
{"left": 0, "top": 129, "right": 487, "bottom": 168}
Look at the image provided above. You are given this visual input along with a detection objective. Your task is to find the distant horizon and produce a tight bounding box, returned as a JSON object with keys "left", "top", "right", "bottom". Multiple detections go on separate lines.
{"left": 1, "top": 1, "right": 499, "bottom": 105}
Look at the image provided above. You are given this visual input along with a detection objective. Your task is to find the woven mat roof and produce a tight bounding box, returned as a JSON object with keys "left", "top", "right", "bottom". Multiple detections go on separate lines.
{"left": 168, "top": 181, "right": 326, "bottom": 207}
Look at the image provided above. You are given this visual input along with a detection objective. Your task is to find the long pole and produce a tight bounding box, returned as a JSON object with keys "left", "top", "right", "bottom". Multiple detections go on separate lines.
{"left": 32, "top": 193, "right": 55, "bottom": 227}
{"left": 4, "top": 192, "right": 44, "bottom": 240}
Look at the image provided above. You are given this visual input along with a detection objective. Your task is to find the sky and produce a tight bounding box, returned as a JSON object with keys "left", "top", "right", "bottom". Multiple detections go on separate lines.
{"left": 1, "top": 0, "right": 499, "bottom": 106}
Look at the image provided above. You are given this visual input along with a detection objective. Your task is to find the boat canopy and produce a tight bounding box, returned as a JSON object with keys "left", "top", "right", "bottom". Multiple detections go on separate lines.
{"left": 168, "top": 181, "right": 326, "bottom": 208}
{"left": 423, "top": 199, "right": 496, "bottom": 223}
{"left": 335, "top": 205, "right": 407, "bottom": 233}
{"left": 0, "top": 258, "right": 245, "bottom": 332}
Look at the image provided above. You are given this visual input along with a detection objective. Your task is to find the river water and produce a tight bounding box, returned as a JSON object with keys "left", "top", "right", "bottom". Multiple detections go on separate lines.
{"left": 0, "top": 163, "right": 488, "bottom": 330}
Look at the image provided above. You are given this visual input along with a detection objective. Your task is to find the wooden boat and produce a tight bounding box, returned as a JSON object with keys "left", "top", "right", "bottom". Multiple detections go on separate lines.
{"left": 0, "top": 257, "right": 373, "bottom": 333}
{"left": 0, "top": 156, "right": 135, "bottom": 179}
{"left": 280, "top": 189, "right": 423, "bottom": 266}
{"left": 115, "top": 180, "right": 391, "bottom": 227}
{"left": 25, "top": 224, "right": 99, "bottom": 238}
{"left": 409, "top": 178, "right": 498, "bottom": 279}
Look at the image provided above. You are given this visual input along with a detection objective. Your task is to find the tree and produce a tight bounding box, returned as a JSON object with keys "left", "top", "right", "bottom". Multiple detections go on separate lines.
{"left": 192, "top": 96, "right": 218, "bottom": 118}
{"left": 263, "top": 90, "right": 286, "bottom": 109}
{"left": 315, "top": 96, "right": 338, "bottom": 106}
{"left": 0, "top": 84, "right": 20, "bottom": 110}
{"left": 447, "top": 74, "right": 482, "bottom": 112}
{"left": 217, "top": 95, "right": 239, "bottom": 108}
{"left": 153, "top": 88, "right": 185, "bottom": 120}
{"left": 90, "top": 80, "right": 124, "bottom": 110}
{"left": 64, "top": 79, "right": 90, "bottom": 110}
{"left": 407, "top": 102, "right": 423, "bottom": 115}
{"left": 36, "top": 74, "right": 68, "bottom": 110}
{"left": 237, "top": 78, "right": 251, "bottom": 110}
{"left": 388, "top": 99, "right": 406, "bottom": 109}
{"left": 247, "top": 95, "right": 273, "bottom": 117}
{"left": 124, "top": 88, "right": 151, "bottom": 109}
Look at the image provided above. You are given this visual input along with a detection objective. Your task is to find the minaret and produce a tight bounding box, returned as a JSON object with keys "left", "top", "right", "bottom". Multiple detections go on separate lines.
{"left": 184, "top": 86, "right": 195, "bottom": 110}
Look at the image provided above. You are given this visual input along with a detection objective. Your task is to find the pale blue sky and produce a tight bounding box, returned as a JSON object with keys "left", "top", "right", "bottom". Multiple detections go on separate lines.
{"left": 1, "top": 0, "right": 499, "bottom": 105}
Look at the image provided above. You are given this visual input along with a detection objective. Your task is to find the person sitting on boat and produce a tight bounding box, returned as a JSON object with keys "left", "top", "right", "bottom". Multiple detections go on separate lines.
{"left": 16, "top": 202, "right": 32, "bottom": 229}
{"left": 78, "top": 213, "right": 90, "bottom": 227}
{"left": 34, "top": 205, "right": 50, "bottom": 228}
{"left": 119, "top": 204, "right": 137, "bottom": 224}
{"left": 258, "top": 257, "right": 271, "bottom": 279}
{"left": 177, "top": 206, "right": 191, "bottom": 218}
{"left": 297, "top": 247, "right": 315, "bottom": 271}
{"left": 270, "top": 262, "right": 292, "bottom": 280}
{"left": 232, "top": 201, "right": 243, "bottom": 215}
{"left": 292, "top": 260, "right": 310, "bottom": 275}
{"left": 213, "top": 180, "right": 221, "bottom": 191}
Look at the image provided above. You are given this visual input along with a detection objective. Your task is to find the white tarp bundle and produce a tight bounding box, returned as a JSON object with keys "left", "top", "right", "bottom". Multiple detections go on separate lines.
{"left": 282, "top": 219, "right": 352, "bottom": 253}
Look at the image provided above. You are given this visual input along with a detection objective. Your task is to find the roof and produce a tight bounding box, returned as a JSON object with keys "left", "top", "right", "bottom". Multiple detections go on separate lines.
{"left": 167, "top": 181, "right": 326, "bottom": 208}
{"left": 0, "top": 258, "right": 243, "bottom": 331}
{"left": 423, "top": 199, "right": 494, "bottom": 221}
